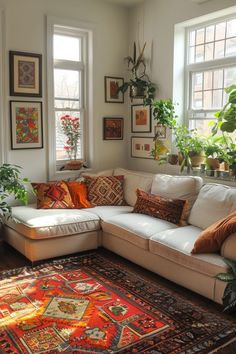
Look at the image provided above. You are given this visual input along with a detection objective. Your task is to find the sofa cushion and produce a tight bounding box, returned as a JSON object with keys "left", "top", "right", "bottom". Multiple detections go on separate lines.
{"left": 66, "top": 181, "right": 92, "bottom": 209}
{"left": 192, "top": 210, "right": 236, "bottom": 254}
{"left": 113, "top": 168, "right": 154, "bottom": 206}
{"left": 188, "top": 183, "right": 236, "bottom": 229}
{"left": 5, "top": 204, "right": 100, "bottom": 239}
{"left": 133, "top": 189, "right": 188, "bottom": 225}
{"left": 86, "top": 206, "right": 133, "bottom": 220}
{"left": 84, "top": 175, "right": 124, "bottom": 206}
{"left": 33, "top": 181, "right": 75, "bottom": 209}
{"left": 221, "top": 233, "right": 236, "bottom": 261}
{"left": 151, "top": 174, "right": 203, "bottom": 214}
{"left": 149, "top": 226, "right": 228, "bottom": 277}
{"left": 102, "top": 213, "right": 177, "bottom": 250}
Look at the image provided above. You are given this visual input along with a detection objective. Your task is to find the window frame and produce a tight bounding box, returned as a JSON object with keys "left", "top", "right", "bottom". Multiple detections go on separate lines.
{"left": 0, "top": 9, "right": 5, "bottom": 165}
{"left": 185, "top": 14, "right": 236, "bottom": 134}
{"left": 47, "top": 16, "right": 93, "bottom": 180}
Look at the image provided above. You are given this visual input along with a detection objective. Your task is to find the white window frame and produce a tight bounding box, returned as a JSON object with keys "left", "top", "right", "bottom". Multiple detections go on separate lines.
{"left": 0, "top": 9, "right": 5, "bottom": 165}
{"left": 185, "top": 14, "right": 236, "bottom": 133}
{"left": 47, "top": 16, "right": 93, "bottom": 180}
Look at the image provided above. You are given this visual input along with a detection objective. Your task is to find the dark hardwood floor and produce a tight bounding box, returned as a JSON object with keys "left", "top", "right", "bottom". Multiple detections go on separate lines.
{"left": 0, "top": 239, "right": 235, "bottom": 353}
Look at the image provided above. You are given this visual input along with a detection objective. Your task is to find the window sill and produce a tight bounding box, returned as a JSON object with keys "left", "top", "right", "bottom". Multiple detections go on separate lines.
{"left": 49, "top": 167, "right": 92, "bottom": 181}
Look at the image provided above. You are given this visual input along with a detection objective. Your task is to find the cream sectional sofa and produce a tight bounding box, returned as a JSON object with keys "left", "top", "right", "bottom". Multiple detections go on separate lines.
{"left": 3, "top": 167, "right": 236, "bottom": 305}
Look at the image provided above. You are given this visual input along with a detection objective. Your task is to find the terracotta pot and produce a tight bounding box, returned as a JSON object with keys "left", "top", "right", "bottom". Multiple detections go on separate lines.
{"left": 206, "top": 157, "right": 220, "bottom": 170}
{"left": 190, "top": 152, "right": 205, "bottom": 167}
{"left": 167, "top": 154, "right": 179, "bottom": 165}
{"left": 64, "top": 160, "right": 83, "bottom": 170}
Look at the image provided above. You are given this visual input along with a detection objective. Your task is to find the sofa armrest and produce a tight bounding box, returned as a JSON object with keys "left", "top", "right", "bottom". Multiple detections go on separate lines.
{"left": 221, "top": 232, "right": 236, "bottom": 261}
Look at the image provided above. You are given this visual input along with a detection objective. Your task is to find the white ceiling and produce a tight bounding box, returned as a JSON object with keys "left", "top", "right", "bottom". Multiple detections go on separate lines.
{"left": 104, "top": 0, "right": 144, "bottom": 7}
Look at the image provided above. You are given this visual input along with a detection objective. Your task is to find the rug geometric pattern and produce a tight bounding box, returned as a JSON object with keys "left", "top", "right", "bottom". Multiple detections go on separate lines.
{"left": 0, "top": 253, "right": 235, "bottom": 353}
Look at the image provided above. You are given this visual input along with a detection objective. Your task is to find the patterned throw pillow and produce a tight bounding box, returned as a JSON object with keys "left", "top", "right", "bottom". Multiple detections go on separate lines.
{"left": 133, "top": 189, "right": 188, "bottom": 225}
{"left": 33, "top": 181, "right": 75, "bottom": 209}
{"left": 66, "top": 181, "right": 92, "bottom": 209}
{"left": 84, "top": 175, "right": 124, "bottom": 206}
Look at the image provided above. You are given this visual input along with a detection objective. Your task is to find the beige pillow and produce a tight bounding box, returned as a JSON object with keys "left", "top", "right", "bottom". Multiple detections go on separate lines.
{"left": 191, "top": 210, "right": 236, "bottom": 254}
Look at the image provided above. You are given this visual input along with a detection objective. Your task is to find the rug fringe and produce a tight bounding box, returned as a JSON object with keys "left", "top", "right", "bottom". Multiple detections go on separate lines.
{"left": 209, "top": 337, "right": 236, "bottom": 353}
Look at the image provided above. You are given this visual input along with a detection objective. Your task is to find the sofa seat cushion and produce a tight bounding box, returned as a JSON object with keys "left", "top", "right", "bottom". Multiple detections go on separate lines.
{"left": 149, "top": 226, "right": 228, "bottom": 277}
{"left": 5, "top": 204, "right": 100, "bottom": 240}
{"left": 189, "top": 183, "right": 236, "bottom": 229}
{"left": 86, "top": 206, "right": 133, "bottom": 220}
{"left": 102, "top": 213, "right": 177, "bottom": 250}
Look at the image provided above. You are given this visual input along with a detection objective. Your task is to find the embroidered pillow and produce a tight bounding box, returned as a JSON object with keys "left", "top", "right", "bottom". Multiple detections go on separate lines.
{"left": 66, "top": 181, "right": 92, "bottom": 209}
{"left": 84, "top": 175, "right": 124, "bottom": 206}
{"left": 133, "top": 189, "right": 188, "bottom": 226}
{"left": 33, "top": 181, "right": 74, "bottom": 209}
{"left": 191, "top": 210, "right": 236, "bottom": 254}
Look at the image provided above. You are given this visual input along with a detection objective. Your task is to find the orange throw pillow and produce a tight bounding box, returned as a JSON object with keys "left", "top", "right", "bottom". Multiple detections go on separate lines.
{"left": 191, "top": 210, "right": 236, "bottom": 254}
{"left": 33, "top": 181, "right": 74, "bottom": 209}
{"left": 66, "top": 181, "right": 92, "bottom": 209}
{"left": 133, "top": 189, "right": 188, "bottom": 226}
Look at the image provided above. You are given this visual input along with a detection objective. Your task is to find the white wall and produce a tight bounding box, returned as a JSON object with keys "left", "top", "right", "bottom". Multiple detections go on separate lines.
{"left": 0, "top": 0, "right": 129, "bottom": 181}
{"left": 127, "top": 0, "right": 236, "bottom": 173}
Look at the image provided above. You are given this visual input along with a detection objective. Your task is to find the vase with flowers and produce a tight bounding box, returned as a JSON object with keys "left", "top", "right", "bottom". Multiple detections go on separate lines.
{"left": 60, "top": 114, "right": 83, "bottom": 170}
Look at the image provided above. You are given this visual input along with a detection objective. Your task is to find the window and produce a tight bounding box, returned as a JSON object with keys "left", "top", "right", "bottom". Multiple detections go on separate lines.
{"left": 186, "top": 16, "right": 236, "bottom": 135}
{"left": 47, "top": 18, "right": 92, "bottom": 179}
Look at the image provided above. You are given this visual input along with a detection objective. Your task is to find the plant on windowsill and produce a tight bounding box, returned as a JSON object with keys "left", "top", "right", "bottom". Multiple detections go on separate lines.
{"left": 60, "top": 114, "right": 83, "bottom": 170}
{"left": 0, "top": 164, "right": 28, "bottom": 223}
{"left": 118, "top": 42, "right": 156, "bottom": 103}
{"left": 216, "top": 258, "right": 236, "bottom": 313}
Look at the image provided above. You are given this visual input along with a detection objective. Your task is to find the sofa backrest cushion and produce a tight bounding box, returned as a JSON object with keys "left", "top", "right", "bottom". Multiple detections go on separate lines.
{"left": 188, "top": 183, "right": 236, "bottom": 229}
{"left": 221, "top": 232, "right": 236, "bottom": 261}
{"left": 151, "top": 174, "right": 203, "bottom": 214}
{"left": 81, "top": 169, "right": 114, "bottom": 178}
{"left": 113, "top": 168, "right": 154, "bottom": 206}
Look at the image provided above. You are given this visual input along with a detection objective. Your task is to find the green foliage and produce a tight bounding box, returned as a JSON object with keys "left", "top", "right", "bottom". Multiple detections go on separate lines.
{"left": 216, "top": 258, "right": 236, "bottom": 312}
{"left": 152, "top": 99, "right": 177, "bottom": 129}
{"left": 0, "top": 164, "right": 29, "bottom": 222}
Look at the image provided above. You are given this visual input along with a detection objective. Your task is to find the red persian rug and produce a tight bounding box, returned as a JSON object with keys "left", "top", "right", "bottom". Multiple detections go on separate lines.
{"left": 0, "top": 253, "right": 235, "bottom": 353}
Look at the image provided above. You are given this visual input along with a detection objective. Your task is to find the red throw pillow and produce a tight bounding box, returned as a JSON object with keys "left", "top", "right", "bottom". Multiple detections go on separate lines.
{"left": 33, "top": 181, "right": 74, "bottom": 209}
{"left": 191, "top": 210, "right": 236, "bottom": 254}
{"left": 66, "top": 181, "right": 92, "bottom": 209}
{"left": 84, "top": 175, "right": 124, "bottom": 206}
{"left": 133, "top": 189, "right": 188, "bottom": 226}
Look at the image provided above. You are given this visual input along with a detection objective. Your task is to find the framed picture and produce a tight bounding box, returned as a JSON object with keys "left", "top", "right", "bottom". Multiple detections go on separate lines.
{"left": 104, "top": 76, "right": 124, "bottom": 103}
{"left": 10, "top": 101, "right": 43, "bottom": 149}
{"left": 131, "top": 104, "right": 151, "bottom": 133}
{"left": 154, "top": 124, "right": 166, "bottom": 139}
{"left": 103, "top": 117, "right": 123, "bottom": 140}
{"left": 131, "top": 136, "right": 154, "bottom": 159}
{"left": 9, "top": 51, "right": 42, "bottom": 97}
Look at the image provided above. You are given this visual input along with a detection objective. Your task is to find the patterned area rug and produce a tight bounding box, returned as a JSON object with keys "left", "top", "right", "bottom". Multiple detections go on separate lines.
{"left": 0, "top": 253, "right": 235, "bottom": 353}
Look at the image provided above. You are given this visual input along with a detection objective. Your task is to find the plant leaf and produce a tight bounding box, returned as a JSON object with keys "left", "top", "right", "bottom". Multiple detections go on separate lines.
{"left": 216, "top": 272, "right": 236, "bottom": 282}
{"left": 223, "top": 258, "right": 236, "bottom": 277}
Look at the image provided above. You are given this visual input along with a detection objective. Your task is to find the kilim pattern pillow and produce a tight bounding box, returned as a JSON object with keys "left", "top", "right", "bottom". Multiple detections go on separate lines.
{"left": 133, "top": 189, "right": 188, "bottom": 226}
{"left": 33, "top": 181, "right": 75, "bottom": 209}
{"left": 84, "top": 175, "right": 124, "bottom": 206}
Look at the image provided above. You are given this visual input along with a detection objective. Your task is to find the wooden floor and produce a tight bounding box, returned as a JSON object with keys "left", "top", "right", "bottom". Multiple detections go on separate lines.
{"left": 0, "top": 240, "right": 235, "bottom": 353}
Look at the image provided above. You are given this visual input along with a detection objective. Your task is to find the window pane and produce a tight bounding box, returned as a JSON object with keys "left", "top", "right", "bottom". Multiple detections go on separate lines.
{"left": 214, "top": 40, "right": 225, "bottom": 59}
{"left": 212, "top": 89, "right": 223, "bottom": 108}
{"left": 224, "top": 67, "right": 236, "bottom": 87}
{"left": 190, "top": 31, "right": 196, "bottom": 46}
{"left": 54, "top": 35, "right": 81, "bottom": 61}
{"left": 193, "top": 92, "right": 203, "bottom": 109}
{"left": 189, "top": 47, "right": 195, "bottom": 63}
{"left": 189, "top": 119, "right": 214, "bottom": 136}
{"left": 54, "top": 69, "right": 80, "bottom": 99}
{"left": 226, "top": 19, "right": 236, "bottom": 38}
{"left": 196, "top": 45, "right": 204, "bottom": 62}
{"left": 215, "top": 22, "right": 226, "bottom": 41}
{"left": 55, "top": 99, "right": 80, "bottom": 109}
{"left": 55, "top": 111, "right": 82, "bottom": 160}
{"left": 205, "top": 43, "right": 214, "bottom": 61}
{"left": 196, "top": 28, "right": 205, "bottom": 44}
{"left": 204, "top": 71, "right": 212, "bottom": 90}
{"left": 206, "top": 25, "right": 215, "bottom": 42}
{"left": 226, "top": 38, "right": 236, "bottom": 57}
{"left": 213, "top": 70, "right": 223, "bottom": 89}
{"left": 203, "top": 90, "right": 212, "bottom": 109}
{"left": 193, "top": 72, "right": 203, "bottom": 91}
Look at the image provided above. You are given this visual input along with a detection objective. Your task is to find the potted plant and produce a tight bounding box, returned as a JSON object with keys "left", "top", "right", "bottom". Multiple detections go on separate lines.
{"left": 205, "top": 136, "right": 230, "bottom": 171}
{"left": 0, "top": 164, "right": 28, "bottom": 223}
{"left": 188, "top": 131, "right": 206, "bottom": 167}
{"left": 60, "top": 114, "right": 83, "bottom": 170}
{"left": 216, "top": 258, "right": 236, "bottom": 312}
{"left": 118, "top": 42, "right": 156, "bottom": 103}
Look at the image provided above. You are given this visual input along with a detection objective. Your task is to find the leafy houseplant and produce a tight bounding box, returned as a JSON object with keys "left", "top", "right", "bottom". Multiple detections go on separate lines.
{"left": 152, "top": 99, "right": 177, "bottom": 130}
{"left": 119, "top": 42, "right": 156, "bottom": 103}
{"left": 0, "top": 164, "right": 28, "bottom": 223}
{"left": 216, "top": 258, "right": 236, "bottom": 312}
